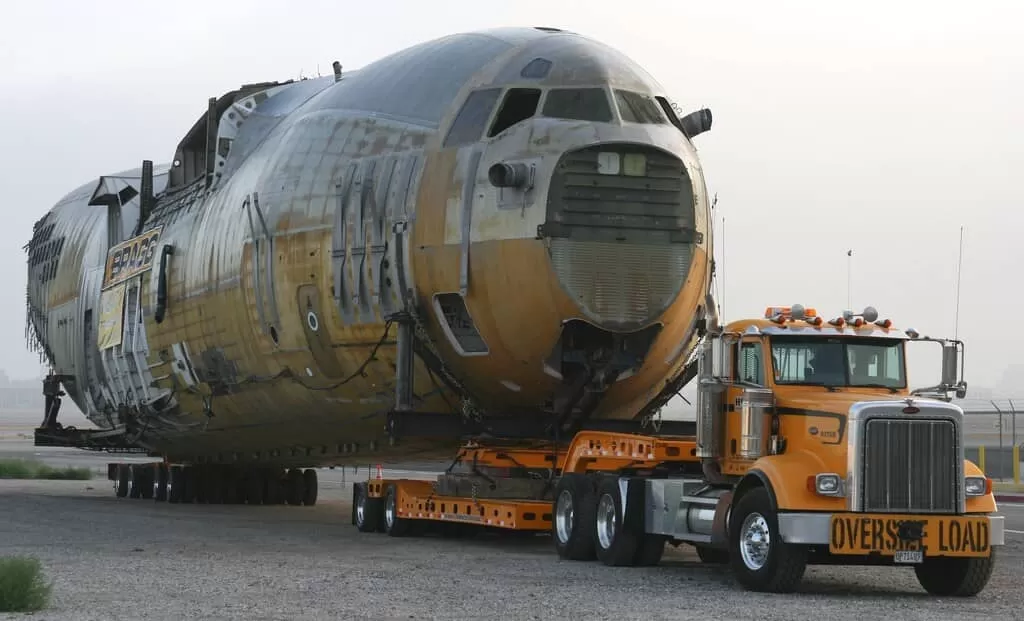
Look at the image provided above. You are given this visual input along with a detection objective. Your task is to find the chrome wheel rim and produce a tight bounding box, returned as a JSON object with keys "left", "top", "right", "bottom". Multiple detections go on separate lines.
{"left": 555, "top": 490, "right": 574, "bottom": 544}
{"left": 596, "top": 493, "right": 617, "bottom": 550}
{"left": 355, "top": 492, "right": 366, "bottom": 525}
{"left": 385, "top": 491, "right": 396, "bottom": 529}
{"left": 739, "top": 512, "right": 771, "bottom": 571}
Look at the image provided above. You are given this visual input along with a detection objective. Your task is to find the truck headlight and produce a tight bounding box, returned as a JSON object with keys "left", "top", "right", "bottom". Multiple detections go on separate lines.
{"left": 965, "top": 476, "right": 989, "bottom": 496}
{"left": 808, "top": 473, "right": 844, "bottom": 497}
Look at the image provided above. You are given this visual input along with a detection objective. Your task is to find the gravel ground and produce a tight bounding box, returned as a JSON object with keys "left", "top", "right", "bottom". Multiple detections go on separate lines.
{"left": 1, "top": 474, "right": 1021, "bottom": 621}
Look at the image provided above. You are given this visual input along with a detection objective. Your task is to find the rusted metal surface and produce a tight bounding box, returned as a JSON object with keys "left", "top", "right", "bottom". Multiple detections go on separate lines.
{"left": 24, "top": 27, "right": 714, "bottom": 467}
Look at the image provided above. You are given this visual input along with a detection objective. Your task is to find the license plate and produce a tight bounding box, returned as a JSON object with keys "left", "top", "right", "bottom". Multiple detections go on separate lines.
{"left": 828, "top": 514, "right": 991, "bottom": 558}
{"left": 894, "top": 550, "right": 923, "bottom": 564}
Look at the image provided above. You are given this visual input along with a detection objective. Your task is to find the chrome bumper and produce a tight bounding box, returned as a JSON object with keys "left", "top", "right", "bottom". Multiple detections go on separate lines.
{"left": 777, "top": 513, "right": 1006, "bottom": 546}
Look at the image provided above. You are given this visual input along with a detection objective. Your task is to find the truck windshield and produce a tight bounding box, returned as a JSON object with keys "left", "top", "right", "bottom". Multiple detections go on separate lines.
{"left": 769, "top": 336, "right": 906, "bottom": 389}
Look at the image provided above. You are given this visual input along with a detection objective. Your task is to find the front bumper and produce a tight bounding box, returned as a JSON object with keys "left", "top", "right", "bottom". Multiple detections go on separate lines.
{"left": 778, "top": 512, "right": 1005, "bottom": 554}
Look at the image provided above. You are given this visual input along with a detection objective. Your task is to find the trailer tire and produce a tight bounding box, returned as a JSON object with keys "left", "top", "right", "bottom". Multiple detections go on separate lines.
{"left": 154, "top": 464, "right": 169, "bottom": 502}
{"left": 728, "top": 486, "right": 807, "bottom": 593}
{"left": 168, "top": 466, "right": 184, "bottom": 503}
{"left": 383, "top": 484, "right": 412, "bottom": 537}
{"left": 302, "top": 469, "right": 318, "bottom": 506}
{"left": 115, "top": 464, "right": 130, "bottom": 498}
{"left": 353, "top": 483, "right": 382, "bottom": 532}
{"left": 913, "top": 549, "right": 996, "bottom": 596}
{"left": 552, "top": 473, "right": 597, "bottom": 561}
{"left": 594, "top": 477, "right": 640, "bottom": 567}
{"left": 128, "top": 465, "right": 144, "bottom": 499}
{"left": 285, "top": 468, "right": 305, "bottom": 506}
{"left": 139, "top": 467, "right": 155, "bottom": 500}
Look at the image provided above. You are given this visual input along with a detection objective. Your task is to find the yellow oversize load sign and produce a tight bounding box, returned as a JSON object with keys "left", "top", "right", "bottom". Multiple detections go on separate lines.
{"left": 97, "top": 283, "right": 126, "bottom": 350}
{"left": 103, "top": 226, "right": 163, "bottom": 289}
{"left": 829, "top": 513, "right": 991, "bottom": 558}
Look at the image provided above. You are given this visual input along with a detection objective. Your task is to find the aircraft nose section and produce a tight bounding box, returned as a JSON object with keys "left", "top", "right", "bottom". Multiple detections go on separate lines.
{"left": 538, "top": 143, "right": 700, "bottom": 330}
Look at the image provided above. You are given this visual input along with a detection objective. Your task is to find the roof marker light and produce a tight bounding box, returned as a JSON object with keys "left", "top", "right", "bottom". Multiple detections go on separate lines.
{"left": 874, "top": 318, "right": 892, "bottom": 328}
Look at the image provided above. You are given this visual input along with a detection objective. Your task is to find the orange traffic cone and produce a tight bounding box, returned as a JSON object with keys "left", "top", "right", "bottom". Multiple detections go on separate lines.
{"left": 375, "top": 464, "right": 383, "bottom": 480}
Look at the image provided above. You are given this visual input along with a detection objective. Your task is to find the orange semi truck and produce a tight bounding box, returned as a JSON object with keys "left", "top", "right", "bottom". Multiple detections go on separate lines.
{"left": 353, "top": 304, "right": 1004, "bottom": 595}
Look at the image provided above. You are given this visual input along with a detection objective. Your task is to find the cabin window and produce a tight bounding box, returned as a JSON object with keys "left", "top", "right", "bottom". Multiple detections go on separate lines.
{"left": 443, "top": 88, "right": 502, "bottom": 148}
{"left": 488, "top": 88, "right": 541, "bottom": 137}
{"left": 615, "top": 90, "right": 668, "bottom": 124}
{"left": 737, "top": 342, "right": 764, "bottom": 385}
{"left": 542, "top": 88, "right": 613, "bottom": 123}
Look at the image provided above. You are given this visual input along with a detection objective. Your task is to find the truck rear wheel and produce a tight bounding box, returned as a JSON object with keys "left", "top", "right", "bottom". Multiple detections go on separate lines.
{"left": 913, "top": 550, "right": 996, "bottom": 596}
{"left": 552, "top": 473, "right": 597, "bottom": 561}
{"left": 593, "top": 477, "right": 640, "bottom": 567}
{"left": 115, "top": 464, "right": 130, "bottom": 498}
{"left": 153, "top": 464, "right": 169, "bottom": 502}
{"left": 728, "top": 486, "right": 807, "bottom": 593}
{"left": 383, "top": 484, "right": 412, "bottom": 537}
{"left": 353, "top": 483, "right": 382, "bottom": 532}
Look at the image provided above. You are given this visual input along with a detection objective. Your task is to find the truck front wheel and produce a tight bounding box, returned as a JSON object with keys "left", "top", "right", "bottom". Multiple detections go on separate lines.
{"left": 728, "top": 486, "right": 807, "bottom": 593}
{"left": 913, "top": 551, "right": 996, "bottom": 596}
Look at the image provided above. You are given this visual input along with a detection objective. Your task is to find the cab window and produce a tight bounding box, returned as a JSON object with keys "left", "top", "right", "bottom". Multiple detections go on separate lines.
{"left": 737, "top": 341, "right": 764, "bottom": 385}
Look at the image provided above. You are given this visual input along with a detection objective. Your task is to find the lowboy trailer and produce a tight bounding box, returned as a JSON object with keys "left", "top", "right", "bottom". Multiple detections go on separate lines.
{"left": 352, "top": 304, "right": 1004, "bottom": 595}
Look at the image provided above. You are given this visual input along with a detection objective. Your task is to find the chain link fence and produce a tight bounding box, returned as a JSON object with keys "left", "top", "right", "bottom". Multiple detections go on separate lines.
{"left": 962, "top": 399, "right": 1021, "bottom": 486}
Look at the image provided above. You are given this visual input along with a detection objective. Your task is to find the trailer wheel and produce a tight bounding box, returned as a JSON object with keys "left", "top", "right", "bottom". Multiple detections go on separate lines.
{"left": 383, "top": 484, "right": 412, "bottom": 537}
{"left": 154, "top": 464, "right": 169, "bottom": 502}
{"left": 552, "top": 473, "right": 597, "bottom": 561}
{"left": 594, "top": 477, "right": 640, "bottom": 567}
{"left": 352, "top": 482, "right": 382, "bottom": 532}
{"left": 728, "top": 486, "right": 807, "bottom": 593}
{"left": 285, "top": 468, "right": 305, "bottom": 506}
{"left": 128, "top": 465, "right": 144, "bottom": 499}
{"left": 302, "top": 469, "right": 318, "bottom": 506}
{"left": 913, "top": 550, "right": 996, "bottom": 596}
{"left": 245, "top": 471, "right": 265, "bottom": 505}
{"left": 167, "top": 466, "right": 184, "bottom": 503}
{"left": 139, "top": 467, "right": 155, "bottom": 500}
{"left": 115, "top": 464, "right": 130, "bottom": 498}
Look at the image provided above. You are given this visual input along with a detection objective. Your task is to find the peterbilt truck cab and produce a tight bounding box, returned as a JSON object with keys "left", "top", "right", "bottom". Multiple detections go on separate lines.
{"left": 694, "top": 304, "right": 1002, "bottom": 594}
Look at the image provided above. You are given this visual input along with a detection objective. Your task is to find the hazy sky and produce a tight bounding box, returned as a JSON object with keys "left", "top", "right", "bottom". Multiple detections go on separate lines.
{"left": 1, "top": 1, "right": 1021, "bottom": 399}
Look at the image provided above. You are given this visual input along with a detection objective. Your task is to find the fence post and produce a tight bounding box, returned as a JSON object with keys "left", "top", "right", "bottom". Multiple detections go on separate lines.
{"left": 979, "top": 445, "right": 986, "bottom": 474}
{"left": 1014, "top": 444, "right": 1021, "bottom": 486}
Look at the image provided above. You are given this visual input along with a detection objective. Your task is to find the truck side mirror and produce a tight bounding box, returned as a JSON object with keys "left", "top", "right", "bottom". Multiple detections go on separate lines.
{"left": 710, "top": 335, "right": 733, "bottom": 381}
{"left": 941, "top": 343, "right": 959, "bottom": 386}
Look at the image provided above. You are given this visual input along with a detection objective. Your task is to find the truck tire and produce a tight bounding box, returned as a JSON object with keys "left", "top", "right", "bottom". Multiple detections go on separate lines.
{"left": 383, "top": 484, "right": 413, "bottom": 536}
{"left": 594, "top": 477, "right": 640, "bottom": 567}
{"left": 353, "top": 483, "right": 382, "bottom": 532}
{"left": 552, "top": 473, "right": 597, "bottom": 561}
{"left": 728, "top": 486, "right": 807, "bottom": 593}
{"left": 913, "top": 550, "right": 996, "bottom": 596}
{"left": 634, "top": 534, "right": 667, "bottom": 566}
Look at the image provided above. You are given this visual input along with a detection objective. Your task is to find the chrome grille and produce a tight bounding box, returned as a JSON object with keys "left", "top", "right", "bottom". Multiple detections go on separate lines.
{"left": 862, "top": 418, "right": 958, "bottom": 513}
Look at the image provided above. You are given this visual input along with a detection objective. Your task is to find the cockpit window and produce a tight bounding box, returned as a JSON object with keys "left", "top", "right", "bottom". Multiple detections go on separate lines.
{"left": 488, "top": 88, "right": 541, "bottom": 137}
{"left": 542, "top": 88, "right": 613, "bottom": 123}
{"left": 444, "top": 88, "right": 502, "bottom": 148}
{"left": 615, "top": 90, "right": 668, "bottom": 125}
